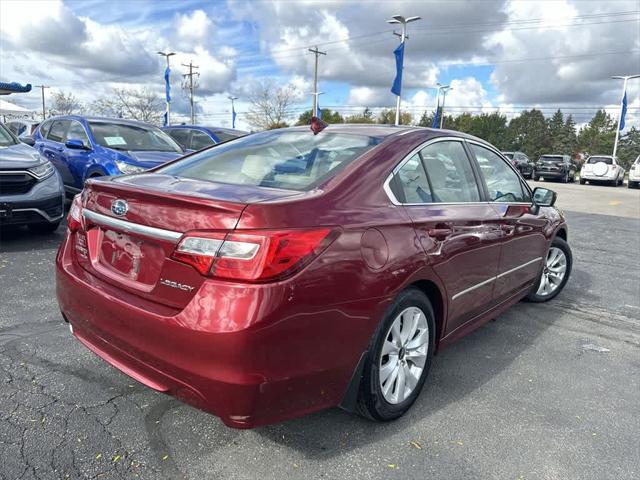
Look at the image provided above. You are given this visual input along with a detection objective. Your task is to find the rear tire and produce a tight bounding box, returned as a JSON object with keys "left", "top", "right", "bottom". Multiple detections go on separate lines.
{"left": 579, "top": 178, "right": 586, "bottom": 185}
{"left": 357, "top": 288, "right": 435, "bottom": 422}
{"left": 526, "top": 237, "right": 572, "bottom": 303}
{"left": 28, "top": 221, "right": 60, "bottom": 234}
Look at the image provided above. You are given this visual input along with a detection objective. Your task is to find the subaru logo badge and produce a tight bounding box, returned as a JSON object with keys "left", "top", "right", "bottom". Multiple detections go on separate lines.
{"left": 111, "top": 199, "right": 128, "bottom": 216}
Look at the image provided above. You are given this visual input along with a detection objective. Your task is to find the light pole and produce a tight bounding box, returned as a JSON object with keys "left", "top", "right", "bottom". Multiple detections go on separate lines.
{"left": 228, "top": 96, "right": 238, "bottom": 129}
{"left": 309, "top": 46, "right": 326, "bottom": 117}
{"left": 612, "top": 74, "right": 639, "bottom": 158}
{"left": 387, "top": 14, "right": 421, "bottom": 126}
{"left": 157, "top": 51, "right": 175, "bottom": 126}
{"left": 439, "top": 84, "right": 452, "bottom": 129}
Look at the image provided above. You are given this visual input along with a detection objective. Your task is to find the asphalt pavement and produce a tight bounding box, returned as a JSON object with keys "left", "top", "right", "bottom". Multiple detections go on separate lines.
{"left": 1, "top": 182, "right": 639, "bottom": 480}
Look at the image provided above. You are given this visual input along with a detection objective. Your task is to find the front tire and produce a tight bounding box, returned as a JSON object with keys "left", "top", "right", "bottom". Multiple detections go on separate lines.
{"left": 357, "top": 288, "right": 435, "bottom": 422}
{"left": 526, "top": 237, "right": 572, "bottom": 303}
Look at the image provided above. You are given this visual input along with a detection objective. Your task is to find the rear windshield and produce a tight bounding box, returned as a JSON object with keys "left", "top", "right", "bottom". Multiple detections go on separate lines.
{"left": 586, "top": 156, "right": 613, "bottom": 165}
{"left": 539, "top": 156, "right": 563, "bottom": 163}
{"left": 89, "top": 122, "right": 183, "bottom": 153}
{"left": 208, "top": 129, "right": 247, "bottom": 142}
{"left": 158, "top": 130, "right": 381, "bottom": 191}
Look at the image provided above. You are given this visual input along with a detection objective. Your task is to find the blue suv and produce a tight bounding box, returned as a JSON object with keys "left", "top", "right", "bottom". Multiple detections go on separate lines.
{"left": 33, "top": 116, "right": 184, "bottom": 196}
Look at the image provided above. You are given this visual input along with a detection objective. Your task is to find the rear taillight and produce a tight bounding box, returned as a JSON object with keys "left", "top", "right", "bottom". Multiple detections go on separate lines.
{"left": 67, "top": 195, "right": 83, "bottom": 232}
{"left": 171, "top": 228, "right": 337, "bottom": 281}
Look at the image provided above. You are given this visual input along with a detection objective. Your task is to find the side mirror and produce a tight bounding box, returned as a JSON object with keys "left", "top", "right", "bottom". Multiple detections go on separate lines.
{"left": 21, "top": 136, "right": 36, "bottom": 147}
{"left": 532, "top": 187, "right": 557, "bottom": 207}
{"left": 65, "top": 139, "right": 89, "bottom": 150}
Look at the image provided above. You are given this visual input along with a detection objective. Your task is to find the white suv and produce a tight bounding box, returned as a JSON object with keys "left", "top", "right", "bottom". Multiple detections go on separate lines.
{"left": 580, "top": 155, "right": 625, "bottom": 187}
{"left": 628, "top": 155, "right": 640, "bottom": 189}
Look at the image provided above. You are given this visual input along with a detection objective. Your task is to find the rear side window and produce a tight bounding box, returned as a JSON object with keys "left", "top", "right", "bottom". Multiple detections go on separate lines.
{"left": 159, "top": 130, "right": 380, "bottom": 191}
{"left": 391, "top": 154, "right": 433, "bottom": 203}
{"left": 190, "top": 130, "right": 215, "bottom": 150}
{"left": 39, "top": 121, "right": 52, "bottom": 138}
{"left": 471, "top": 144, "right": 530, "bottom": 203}
{"left": 421, "top": 141, "right": 481, "bottom": 203}
{"left": 47, "top": 120, "right": 69, "bottom": 143}
{"left": 167, "top": 129, "right": 190, "bottom": 149}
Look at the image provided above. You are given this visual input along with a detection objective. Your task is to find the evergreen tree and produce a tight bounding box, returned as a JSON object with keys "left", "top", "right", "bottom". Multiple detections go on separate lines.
{"left": 617, "top": 127, "right": 640, "bottom": 169}
{"left": 295, "top": 109, "right": 344, "bottom": 126}
{"left": 505, "top": 109, "right": 550, "bottom": 160}
{"left": 577, "top": 109, "right": 616, "bottom": 156}
{"left": 548, "top": 109, "right": 565, "bottom": 153}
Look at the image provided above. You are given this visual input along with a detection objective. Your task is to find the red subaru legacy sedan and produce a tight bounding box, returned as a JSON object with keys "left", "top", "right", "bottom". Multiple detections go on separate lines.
{"left": 56, "top": 125, "right": 571, "bottom": 428}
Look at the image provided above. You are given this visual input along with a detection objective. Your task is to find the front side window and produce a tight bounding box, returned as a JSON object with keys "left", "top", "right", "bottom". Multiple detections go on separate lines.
{"left": 190, "top": 130, "right": 215, "bottom": 150}
{"left": 471, "top": 144, "right": 530, "bottom": 203}
{"left": 39, "top": 120, "right": 53, "bottom": 138}
{"left": 0, "top": 124, "right": 18, "bottom": 146}
{"left": 159, "top": 130, "right": 380, "bottom": 192}
{"left": 89, "top": 122, "right": 182, "bottom": 153}
{"left": 47, "top": 120, "right": 69, "bottom": 143}
{"left": 420, "top": 141, "right": 481, "bottom": 203}
{"left": 391, "top": 154, "right": 433, "bottom": 203}
{"left": 167, "top": 129, "right": 190, "bottom": 149}
{"left": 66, "top": 121, "right": 90, "bottom": 147}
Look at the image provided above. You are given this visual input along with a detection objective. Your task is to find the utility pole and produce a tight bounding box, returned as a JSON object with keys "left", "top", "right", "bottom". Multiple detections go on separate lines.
{"left": 611, "top": 74, "right": 639, "bottom": 157}
{"left": 157, "top": 51, "right": 176, "bottom": 126}
{"left": 439, "top": 84, "right": 452, "bottom": 129}
{"left": 228, "top": 96, "right": 238, "bottom": 128}
{"left": 182, "top": 61, "right": 200, "bottom": 124}
{"left": 308, "top": 46, "right": 326, "bottom": 117}
{"left": 35, "top": 85, "right": 49, "bottom": 120}
{"left": 387, "top": 15, "right": 421, "bottom": 125}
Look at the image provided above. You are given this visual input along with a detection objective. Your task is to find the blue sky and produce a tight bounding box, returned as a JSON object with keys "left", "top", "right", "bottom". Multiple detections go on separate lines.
{"left": 1, "top": 0, "right": 638, "bottom": 129}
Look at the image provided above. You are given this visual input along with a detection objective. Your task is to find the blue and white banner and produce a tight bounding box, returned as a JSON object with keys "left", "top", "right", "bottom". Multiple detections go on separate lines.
{"left": 390, "top": 42, "right": 405, "bottom": 96}
{"left": 232, "top": 105, "right": 237, "bottom": 129}
{"left": 316, "top": 102, "right": 322, "bottom": 119}
{"left": 619, "top": 90, "right": 627, "bottom": 131}
{"left": 164, "top": 66, "right": 171, "bottom": 103}
{"left": 431, "top": 107, "right": 440, "bottom": 129}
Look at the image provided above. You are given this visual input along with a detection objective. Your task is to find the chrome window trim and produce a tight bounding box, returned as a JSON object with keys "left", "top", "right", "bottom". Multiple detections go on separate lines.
{"left": 451, "top": 256, "right": 543, "bottom": 301}
{"left": 83, "top": 209, "right": 182, "bottom": 243}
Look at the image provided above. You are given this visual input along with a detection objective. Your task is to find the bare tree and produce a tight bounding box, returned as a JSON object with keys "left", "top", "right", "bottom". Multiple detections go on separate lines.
{"left": 51, "top": 91, "right": 83, "bottom": 115}
{"left": 90, "top": 87, "right": 164, "bottom": 125}
{"left": 245, "top": 79, "right": 298, "bottom": 130}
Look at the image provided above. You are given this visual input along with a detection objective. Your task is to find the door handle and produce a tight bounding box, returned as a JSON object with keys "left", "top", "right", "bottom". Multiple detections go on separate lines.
{"left": 501, "top": 224, "right": 515, "bottom": 235}
{"left": 55, "top": 147, "right": 63, "bottom": 152}
{"left": 427, "top": 225, "right": 453, "bottom": 240}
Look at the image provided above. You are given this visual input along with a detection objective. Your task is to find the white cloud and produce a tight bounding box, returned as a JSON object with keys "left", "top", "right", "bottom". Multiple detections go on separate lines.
{"left": 174, "top": 9, "right": 213, "bottom": 49}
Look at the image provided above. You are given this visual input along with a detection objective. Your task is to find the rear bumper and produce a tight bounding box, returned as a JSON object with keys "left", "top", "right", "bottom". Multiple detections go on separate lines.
{"left": 56, "top": 233, "right": 380, "bottom": 428}
{"left": 535, "top": 169, "right": 566, "bottom": 179}
{"left": 580, "top": 172, "right": 617, "bottom": 182}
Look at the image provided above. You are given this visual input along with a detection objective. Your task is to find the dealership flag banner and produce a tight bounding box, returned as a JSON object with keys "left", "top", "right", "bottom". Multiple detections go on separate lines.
{"left": 432, "top": 107, "right": 441, "bottom": 129}
{"left": 391, "top": 42, "right": 405, "bottom": 96}
{"left": 316, "top": 102, "right": 322, "bottom": 120}
{"left": 232, "top": 104, "right": 237, "bottom": 129}
{"left": 163, "top": 66, "right": 171, "bottom": 126}
{"left": 619, "top": 90, "right": 627, "bottom": 131}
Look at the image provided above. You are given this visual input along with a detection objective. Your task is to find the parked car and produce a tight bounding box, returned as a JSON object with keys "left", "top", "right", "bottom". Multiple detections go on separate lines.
{"left": 579, "top": 155, "right": 625, "bottom": 186}
{"left": 502, "top": 151, "right": 534, "bottom": 179}
{"left": 162, "top": 125, "right": 248, "bottom": 151}
{"left": 5, "top": 119, "right": 40, "bottom": 139}
{"left": 56, "top": 125, "right": 571, "bottom": 429}
{"left": 0, "top": 122, "right": 64, "bottom": 233}
{"left": 628, "top": 155, "right": 640, "bottom": 189}
{"left": 535, "top": 154, "right": 576, "bottom": 183}
{"left": 33, "top": 116, "right": 184, "bottom": 197}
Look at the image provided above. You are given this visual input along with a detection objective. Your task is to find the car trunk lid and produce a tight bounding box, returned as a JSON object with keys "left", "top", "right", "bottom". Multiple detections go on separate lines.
{"left": 75, "top": 174, "right": 299, "bottom": 309}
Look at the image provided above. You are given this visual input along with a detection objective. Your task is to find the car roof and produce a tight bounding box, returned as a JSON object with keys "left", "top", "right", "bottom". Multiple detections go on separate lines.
{"left": 46, "top": 115, "right": 155, "bottom": 128}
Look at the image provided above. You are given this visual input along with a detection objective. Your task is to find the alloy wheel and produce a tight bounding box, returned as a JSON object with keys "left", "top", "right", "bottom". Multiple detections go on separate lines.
{"left": 379, "top": 307, "right": 429, "bottom": 404}
{"left": 536, "top": 247, "right": 567, "bottom": 296}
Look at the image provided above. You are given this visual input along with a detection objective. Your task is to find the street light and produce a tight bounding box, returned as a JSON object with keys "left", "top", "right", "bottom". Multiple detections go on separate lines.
{"left": 157, "top": 51, "right": 176, "bottom": 125}
{"left": 387, "top": 15, "right": 421, "bottom": 125}
{"left": 228, "top": 96, "right": 238, "bottom": 129}
{"left": 611, "top": 74, "right": 640, "bottom": 157}
{"left": 438, "top": 83, "right": 452, "bottom": 129}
